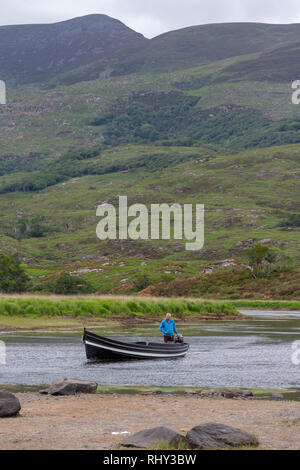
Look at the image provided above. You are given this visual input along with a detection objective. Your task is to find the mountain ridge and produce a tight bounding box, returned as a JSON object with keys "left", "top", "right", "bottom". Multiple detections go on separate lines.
{"left": 2, "top": 16, "right": 300, "bottom": 85}
{"left": 0, "top": 14, "right": 147, "bottom": 85}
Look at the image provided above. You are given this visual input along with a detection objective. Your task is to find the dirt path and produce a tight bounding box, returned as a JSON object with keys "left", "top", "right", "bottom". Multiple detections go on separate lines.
{"left": 1, "top": 393, "right": 300, "bottom": 450}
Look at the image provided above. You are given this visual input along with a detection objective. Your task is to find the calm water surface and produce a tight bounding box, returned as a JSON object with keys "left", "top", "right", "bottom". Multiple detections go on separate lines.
{"left": 1, "top": 310, "right": 299, "bottom": 389}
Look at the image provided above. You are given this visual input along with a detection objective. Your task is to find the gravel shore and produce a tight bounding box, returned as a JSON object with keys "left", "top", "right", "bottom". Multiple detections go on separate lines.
{"left": 1, "top": 393, "right": 300, "bottom": 450}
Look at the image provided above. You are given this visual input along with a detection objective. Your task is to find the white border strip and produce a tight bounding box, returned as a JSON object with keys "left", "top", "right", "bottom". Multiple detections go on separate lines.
{"left": 85, "top": 340, "right": 187, "bottom": 358}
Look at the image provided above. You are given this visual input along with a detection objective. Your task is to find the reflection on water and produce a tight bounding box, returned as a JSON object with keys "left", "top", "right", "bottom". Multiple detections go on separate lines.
{"left": 0, "top": 310, "right": 299, "bottom": 388}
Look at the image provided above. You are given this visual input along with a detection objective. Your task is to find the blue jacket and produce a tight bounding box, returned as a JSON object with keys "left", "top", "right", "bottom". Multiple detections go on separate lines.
{"left": 160, "top": 318, "right": 178, "bottom": 337}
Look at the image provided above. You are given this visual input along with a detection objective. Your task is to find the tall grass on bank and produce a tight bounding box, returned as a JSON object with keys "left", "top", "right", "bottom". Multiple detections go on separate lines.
{"left": 230, "top": 300, "right": 300, "bottom": 310}
{"left": 0, "top": 296, "right": 240, "bottom": 318}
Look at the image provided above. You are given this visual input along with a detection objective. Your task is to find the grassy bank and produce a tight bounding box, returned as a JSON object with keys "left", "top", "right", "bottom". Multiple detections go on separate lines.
{"left": 0, "top": 295, "right": 299, "bottom": 331}
{"left": 0, "top": 295, "right": 241, "bottom": 323}
{"left": 228, "top": 300, "right": 300, "bottom": 310}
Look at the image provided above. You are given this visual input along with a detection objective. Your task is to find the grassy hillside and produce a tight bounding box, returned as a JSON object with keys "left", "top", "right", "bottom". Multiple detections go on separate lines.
{"left": 223, "top": 41, "right": 300, "bottom": 82}
{"left": 1, "top": 56, "right": 300, "bottom": 158}
{"left": 0, "top": 142, "right": 299, "bottom": 297}
{"left": 0, "top": 21, "right": 299, "bottom": 299}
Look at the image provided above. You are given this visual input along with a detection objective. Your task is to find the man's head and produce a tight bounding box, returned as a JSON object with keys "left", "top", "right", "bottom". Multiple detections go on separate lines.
{"left": 166, "top": 312, "right": 172, "bottom": 321}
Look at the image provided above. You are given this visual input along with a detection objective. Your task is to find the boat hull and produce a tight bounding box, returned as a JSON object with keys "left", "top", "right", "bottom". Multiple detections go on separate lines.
{"left": 83, "top": 329, "right": 189, "bottom": 361}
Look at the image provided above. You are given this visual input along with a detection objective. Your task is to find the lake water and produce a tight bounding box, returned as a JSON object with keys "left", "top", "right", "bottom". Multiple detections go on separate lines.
{"left": 0, "top": 310, "right": 300, "bottom": 389}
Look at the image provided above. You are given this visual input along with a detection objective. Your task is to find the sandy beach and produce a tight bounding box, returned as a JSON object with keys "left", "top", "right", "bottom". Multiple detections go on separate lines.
{"left": 1, "top": 393, "right": 300, "bottom": 450}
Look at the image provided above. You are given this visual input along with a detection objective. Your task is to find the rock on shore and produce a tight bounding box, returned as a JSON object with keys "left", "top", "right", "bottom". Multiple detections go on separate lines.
{"left": 121, "top": 426, "right": 187, "bottom": 449}
{"left": 40, "top": 378, "right": 98, "bottom": 396}
{"left": 186, "top": 422, "right": 259, "bottom": 449}
{"left": 0, "top": 390, "right": 21, "bottom": 417}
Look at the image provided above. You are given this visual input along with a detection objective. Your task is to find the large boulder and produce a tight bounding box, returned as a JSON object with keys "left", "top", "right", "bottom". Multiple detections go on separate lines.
{"left": 0, "top": 390, "right": 21, "bottom": 417}
{"left": 41, "top": 378, "right": 98, "bottom": 396}
{"left": 121, "top": 426, "right": 188, "bottom": 449}
{"left": 186, "top": 423, "right": 259, "bottom": 449}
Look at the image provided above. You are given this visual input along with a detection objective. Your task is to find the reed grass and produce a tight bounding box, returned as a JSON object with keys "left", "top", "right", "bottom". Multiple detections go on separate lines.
{"left": 0, "top": 295, "right": 240, "bottom": 318}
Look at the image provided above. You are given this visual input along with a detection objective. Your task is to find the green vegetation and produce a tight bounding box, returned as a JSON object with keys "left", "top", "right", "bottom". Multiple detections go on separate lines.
{"left": 89, "top": 92, "right": 300, "bottom": 151}
{"left": 52, "top": 273, "right": 96, "bottom": 295}
{"left": 143, "top": 268, "right": 300, "bottom": 300}
{"left": 132, "top": 274, "right": 153, "bottom": 292}
{"left": 229, "top": 299, "right": 300, "bottom": 310}
{"left": 0, "top": 141, "right": 298, "bottom": 299}
{"left": 0, "top": 296, "right": 240, "bottom": 319}
{"left": 246, "top": 244, "right": 291, "bottom": 279}
{"left": 0, "top": 147, "right": 101, "bottom": 194}
{"left": 0, "top": 253, "right": 29, "bottom": 293}
{"left": 280, "top": 214, "right": 300, "bottom": 228}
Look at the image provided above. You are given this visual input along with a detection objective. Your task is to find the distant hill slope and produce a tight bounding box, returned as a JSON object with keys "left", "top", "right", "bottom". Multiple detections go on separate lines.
{"left": 0, "top": 14, "right": 146, "bottom": 85}
{"left": 222, "top": 40, "right": 300, "bottom": 82}
{"left": 55, "top": 22, "right": 300, "bottom": 85}
{"left": 117, "top": 22, "right": 300, "bottom": 72}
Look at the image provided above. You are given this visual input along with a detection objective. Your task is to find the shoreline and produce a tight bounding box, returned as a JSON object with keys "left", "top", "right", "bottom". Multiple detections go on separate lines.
{"left": 1, "top": 392, "right": 300, "bottom": 450}
{"left": 1, "top": 385, "right": 300, "bottom": 400}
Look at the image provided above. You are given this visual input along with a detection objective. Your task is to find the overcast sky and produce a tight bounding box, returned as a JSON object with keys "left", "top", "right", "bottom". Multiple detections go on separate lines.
{"left": 2, "top": 0, "right": 300, "bottom": 38}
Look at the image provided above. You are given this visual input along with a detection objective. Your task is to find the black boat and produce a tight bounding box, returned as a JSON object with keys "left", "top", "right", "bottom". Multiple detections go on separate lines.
{"left": 83, "top": 329, "right": 189, "bottom": 361}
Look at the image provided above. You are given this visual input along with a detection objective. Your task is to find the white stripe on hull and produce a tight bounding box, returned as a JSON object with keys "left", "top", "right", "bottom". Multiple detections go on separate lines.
{"left": 85, "top": 340, "right": 187, "bottom": 358}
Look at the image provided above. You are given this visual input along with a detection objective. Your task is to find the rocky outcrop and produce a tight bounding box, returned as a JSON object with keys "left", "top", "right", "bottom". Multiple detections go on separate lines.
{"left": 0, "top": 390, "right": 21, "bottom": 417}
{"left": 121, "top": 427, "right": 188, "bottom": 449}
{"left": 186, "top": 423, "right": 259, "bottom": 449}
{"left": 40, "top": 378, "right": 98, "bottom": 396}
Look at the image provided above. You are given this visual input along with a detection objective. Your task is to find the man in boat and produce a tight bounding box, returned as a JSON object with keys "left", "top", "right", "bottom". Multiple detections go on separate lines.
{"left": 159, "top": 313, "right": 179, "bottom": 344}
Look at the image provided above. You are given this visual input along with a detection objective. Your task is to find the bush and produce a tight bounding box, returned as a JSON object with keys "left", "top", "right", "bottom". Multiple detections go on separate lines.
{"left": 246, "top": 244, "right": 278, "bottom": 278}
{"left": 280, "top": 214, "right": 300, "bottom": 228}
{"left": 132, "top": 273, "right": 152, "bottom": 292}
{"left": 0, "top": 253, "right": 29, "bottom": 293}
{"left": 52, "top": 273, "right": 95, "bottom": 295}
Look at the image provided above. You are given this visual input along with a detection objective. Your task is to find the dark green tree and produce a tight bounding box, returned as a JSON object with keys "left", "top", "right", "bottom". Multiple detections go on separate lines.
{"left": 246, "top": 244, "right": 277, "bottom": 278}
{"left": 280, "top": 214, "right": 300, "bottom": 228}
{"left": 53, "top": 273, "right": 95, "bottom": 295}
{"left": 132, "top": 273, "right": 152, "bottom": 292}
{"left": 0, "top": 253, "right": 29, "bottom": 292}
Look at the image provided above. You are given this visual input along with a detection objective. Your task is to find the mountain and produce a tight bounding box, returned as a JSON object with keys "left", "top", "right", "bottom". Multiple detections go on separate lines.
{"left": 54, "top": 22, "right": 300, "bottom": 85}
{"left": 2, "top": 19, "right": 300, "bottom": 86}
{"left": 112, "top": 22, "right": 300, "bottom": 73}
{"left": 0, "top": 14, "right": 147, "bottom": 85}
